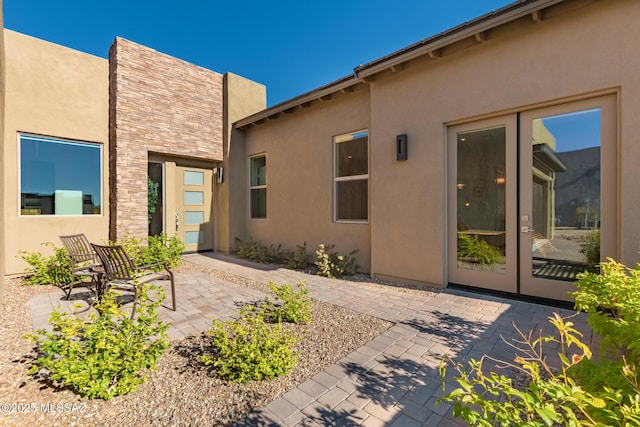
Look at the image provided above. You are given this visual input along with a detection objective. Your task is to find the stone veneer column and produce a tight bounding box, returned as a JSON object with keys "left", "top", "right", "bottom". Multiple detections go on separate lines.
{"left": 108, "top": 38, "right": 223, "bottom": 241}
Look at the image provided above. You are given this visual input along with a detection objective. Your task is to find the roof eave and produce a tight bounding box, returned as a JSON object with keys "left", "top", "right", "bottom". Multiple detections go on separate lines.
{"left": 234, "top": 75, "right": 358, "bottom": 129}
{"left": 235, "top": 0, "right": 567, "bottom": 130}
{"left": 354, "top": 0, "right": 565, "bottom": 79}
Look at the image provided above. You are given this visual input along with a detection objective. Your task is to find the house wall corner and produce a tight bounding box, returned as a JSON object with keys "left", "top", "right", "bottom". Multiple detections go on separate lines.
{"left": 217, "top": 73, "right": 266, "bottom": 253}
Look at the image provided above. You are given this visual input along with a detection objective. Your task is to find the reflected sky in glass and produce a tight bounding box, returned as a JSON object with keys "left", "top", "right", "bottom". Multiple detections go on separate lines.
{"left": 541, "top": 109, "right": 600, "bottom": 153}
{"left": 20, "top": 135, "right": 101, "bottom": 205}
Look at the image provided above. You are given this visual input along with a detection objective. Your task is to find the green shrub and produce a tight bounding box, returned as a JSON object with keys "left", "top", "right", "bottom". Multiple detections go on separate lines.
{"left": 25, "top": 285, "right": 170, "bottom": 400}
{"left": 139, "top": 233, "right": 185, "bottom": 270}
{"left": 113, "top": 233, "right": 185, "bottom": 271}
{"left": 579, "top": 229, "right": 601, "bottom": 270}
{"left": 266, "top": 281, "right": 312, "bottom": 324}
{"left": 315, "top": 244, "right": 359, "bottom": 278}
{"left": 573, "top": 259, "right": 640, "bottom": 361}
{"left": 234, "top": 237, "right": 286, "bottom": 264}
{"left": 457, "top": 233, "right": 502, "bottom": 265}
{"left": 439, "top": 313, "right": 640, "bottom": 426}
{"left": 110, "top": 233, "right": 145, "bottom": 262}
{"left": 201, "top": 306, "right": 298, "bottom": 383}
{"left": 18, "top": 242, "right": 72, "bottom": 286}
{"left": 284, "top": 242, "right": 313, "bottom": 270}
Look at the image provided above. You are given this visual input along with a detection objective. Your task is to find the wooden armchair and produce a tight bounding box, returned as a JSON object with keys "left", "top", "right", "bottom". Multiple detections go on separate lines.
{"left": 90, "top": 243, "right": 176, "bottom": 318}
{"left": 59, "top": 234, "right": 102, "bottom": 300}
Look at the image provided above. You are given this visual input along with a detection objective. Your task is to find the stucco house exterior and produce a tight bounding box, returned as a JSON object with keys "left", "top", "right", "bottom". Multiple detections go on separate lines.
{"left": 2, "top": 0, "right": 639, "bottom": 303}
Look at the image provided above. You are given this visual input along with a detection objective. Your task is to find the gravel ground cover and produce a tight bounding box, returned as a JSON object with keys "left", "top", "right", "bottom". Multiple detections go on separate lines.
{"left": 0, "top": 260, "right": 408, "bottom": 427}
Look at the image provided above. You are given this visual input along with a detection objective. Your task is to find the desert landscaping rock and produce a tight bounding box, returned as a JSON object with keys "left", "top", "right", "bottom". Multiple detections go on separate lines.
{"left": 0, "top": 261, "right": 393, "bottom": 426}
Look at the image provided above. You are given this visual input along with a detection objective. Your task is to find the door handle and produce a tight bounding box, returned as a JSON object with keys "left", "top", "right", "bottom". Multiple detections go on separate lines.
{"left": 175, "top": 213, "right": 179, "bottom": 231}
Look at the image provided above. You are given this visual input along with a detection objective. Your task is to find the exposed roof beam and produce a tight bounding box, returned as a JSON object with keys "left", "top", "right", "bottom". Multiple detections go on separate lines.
{"left": 391, "top": 63, "right": 405, "bottom": 73}
{"left": 428, "top": 49, "right": 442, "bottom": 59}
{"left": 532, "top": 10, "right": 543, "bottom": 22}
{"left": 362, "top": 75, "right": 376, "bottom": 83}
{"left": 475, "top": 31, "right": 487, "bottom": 43}
{"left": 353, "top": 0, "right": 563, "bottom": 80}
{"left": 341, "top": 86, "right": 355, "bottom": 93}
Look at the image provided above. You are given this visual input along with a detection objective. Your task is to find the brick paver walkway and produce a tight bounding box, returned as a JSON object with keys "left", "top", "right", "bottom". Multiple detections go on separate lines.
{"left": 30, "top": 252, "right": 595, "bottom": 426}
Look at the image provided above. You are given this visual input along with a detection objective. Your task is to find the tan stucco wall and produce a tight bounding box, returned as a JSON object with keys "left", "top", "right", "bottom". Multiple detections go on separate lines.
{"left": 218, "top": 73, "right": 266, "bottom": 253}
{"left": 239, "top": 0, "right": 640, "bottom": 286}
{"left": 243, "top": 88, "right": 372, "bottom": 271}
{"left": 369, "top": 0, "right": 638, "bottom": 285}
{"left": 0, "top": 1, "right": 6, "bottom": 283}
{"left": 2, "top": 30, "right": 109, "bottom": 275}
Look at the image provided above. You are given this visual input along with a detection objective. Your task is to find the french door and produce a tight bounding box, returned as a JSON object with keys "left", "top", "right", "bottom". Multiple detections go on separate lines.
{"left": 448, "top": 95, "right": 616, "bottom": 302}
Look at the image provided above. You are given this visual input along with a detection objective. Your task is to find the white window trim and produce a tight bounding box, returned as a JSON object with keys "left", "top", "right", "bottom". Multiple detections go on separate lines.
{"left": 249, "top": 154, "right": 267, "bottom": 219}
{"left": 333, "top": 129, "right": 369, "bottom": 223}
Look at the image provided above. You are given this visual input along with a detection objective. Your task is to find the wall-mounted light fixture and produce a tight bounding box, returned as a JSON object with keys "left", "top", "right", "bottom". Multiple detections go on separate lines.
{"left": 214, "top": 166, "right": 224, "bottom": 183}
{"left": 396, "top": 134, "right": 408, "bottom": 161}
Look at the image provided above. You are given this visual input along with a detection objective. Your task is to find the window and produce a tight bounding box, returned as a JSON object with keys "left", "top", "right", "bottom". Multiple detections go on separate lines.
{"left": 334, "top": 130, "right": 368, "bottom": 221}
{"left": 19, "top": 134, "right": 102, "bottom": 215}
{"left": 250, "top": 155, "right": 267, "bottom": 218}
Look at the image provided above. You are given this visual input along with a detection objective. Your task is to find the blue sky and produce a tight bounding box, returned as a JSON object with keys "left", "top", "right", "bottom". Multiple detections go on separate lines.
{"left": 4, "top": 0, "right": 513, "bottom": 106}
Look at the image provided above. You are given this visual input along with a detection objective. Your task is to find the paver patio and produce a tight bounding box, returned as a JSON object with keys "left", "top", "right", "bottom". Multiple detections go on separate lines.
{"left": 29, "top": 252, "right": 596, "bottom": 426}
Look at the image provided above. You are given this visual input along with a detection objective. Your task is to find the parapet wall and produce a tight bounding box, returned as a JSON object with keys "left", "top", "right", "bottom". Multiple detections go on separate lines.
{"left": 108, "top": 37, "right": 224, "bottom": 240}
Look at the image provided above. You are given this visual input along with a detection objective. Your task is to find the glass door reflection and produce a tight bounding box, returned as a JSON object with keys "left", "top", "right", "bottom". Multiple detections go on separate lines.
{"left": 529, "top": 108, "right": 601, "bottom": 281}
{"left": 456, "top": 126, "right": 507, "bottom": 273}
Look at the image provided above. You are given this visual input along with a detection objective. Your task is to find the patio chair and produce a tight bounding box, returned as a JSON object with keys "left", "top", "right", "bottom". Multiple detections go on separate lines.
{"left": 59, "top": 233, "right": 103, "bottom": 300}
{"left": 90, "top": 243, "right": 176, "bottom": 318}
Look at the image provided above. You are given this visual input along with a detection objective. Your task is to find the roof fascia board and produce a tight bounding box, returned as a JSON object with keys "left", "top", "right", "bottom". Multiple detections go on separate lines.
{"left": 235, "top": 0, "right": 567, "bottom": 130}
{"left": 234, "top": 76, "right": 358, "bottom": 129}
{"left": 354, "top": 0, "right": 565, "bottom": 79}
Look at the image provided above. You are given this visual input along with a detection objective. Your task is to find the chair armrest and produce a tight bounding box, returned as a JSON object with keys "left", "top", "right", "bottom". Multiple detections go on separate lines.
{"left": 134, "top": 260, "right": 170, "bottom": 273}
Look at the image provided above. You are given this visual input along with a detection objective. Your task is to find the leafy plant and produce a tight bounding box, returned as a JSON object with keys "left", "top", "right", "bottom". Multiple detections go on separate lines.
{"left": 265, "top": 281, "right": 312, "bottom": 324}
{"left": 438, "top": 313, "right": 640, "bottom": 426}
{"left": 315, "top": 244, "right": 359, "bottom": 278}
{"left": 18, "top": 242, "right": 72, "bottom": 286}
{"left": 234, "top": 237, "right": 286, "bottom": 264}
{"left": 579, "top": 229, "right": 601, "bottom": 270}
{"left": 201, "top": 306, "right": 298, "bottom": 383}
{"left": 140, "top": 233, "right": 185, "bottom": 270}
{"left": 113, "top": 233, "right": 185, "bottom": 271}
{"left": 147, "top": 176, "right": 160, "bottom": 224}
{"left": 457, "top": 233, "right": 502, "bottom": 265}
{"left": 25, "top": 285, "right": 171, "bottom": 400}
{"left": 284, "top": 242, "right": 313, "bottom": 270}
{"left": 573, "top": 259, "right": 640, "bottom": 361}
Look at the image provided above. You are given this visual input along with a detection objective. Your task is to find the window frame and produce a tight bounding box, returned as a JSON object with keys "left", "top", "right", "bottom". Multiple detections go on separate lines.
{"left": 249, "top": 154, "right": 267, "bottom": 219}
{"left": 18, "top": 133, "right": 103, "bottom": 217}
{"left": 333, "top": 129, "right": 369, "bottom": 223}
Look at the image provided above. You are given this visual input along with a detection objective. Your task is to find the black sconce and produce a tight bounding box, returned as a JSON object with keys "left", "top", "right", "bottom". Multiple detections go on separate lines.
{"left": 396, "top": 134, "right": 408, "bottom": 161}
{"left": 215, "top": 166, "right": 224, "bottom": 183}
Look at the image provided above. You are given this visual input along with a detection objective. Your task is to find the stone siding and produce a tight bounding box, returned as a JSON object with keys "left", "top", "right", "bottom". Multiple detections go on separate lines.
{"left": 108, "top": 38, "right": 223, "bottom": 240}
